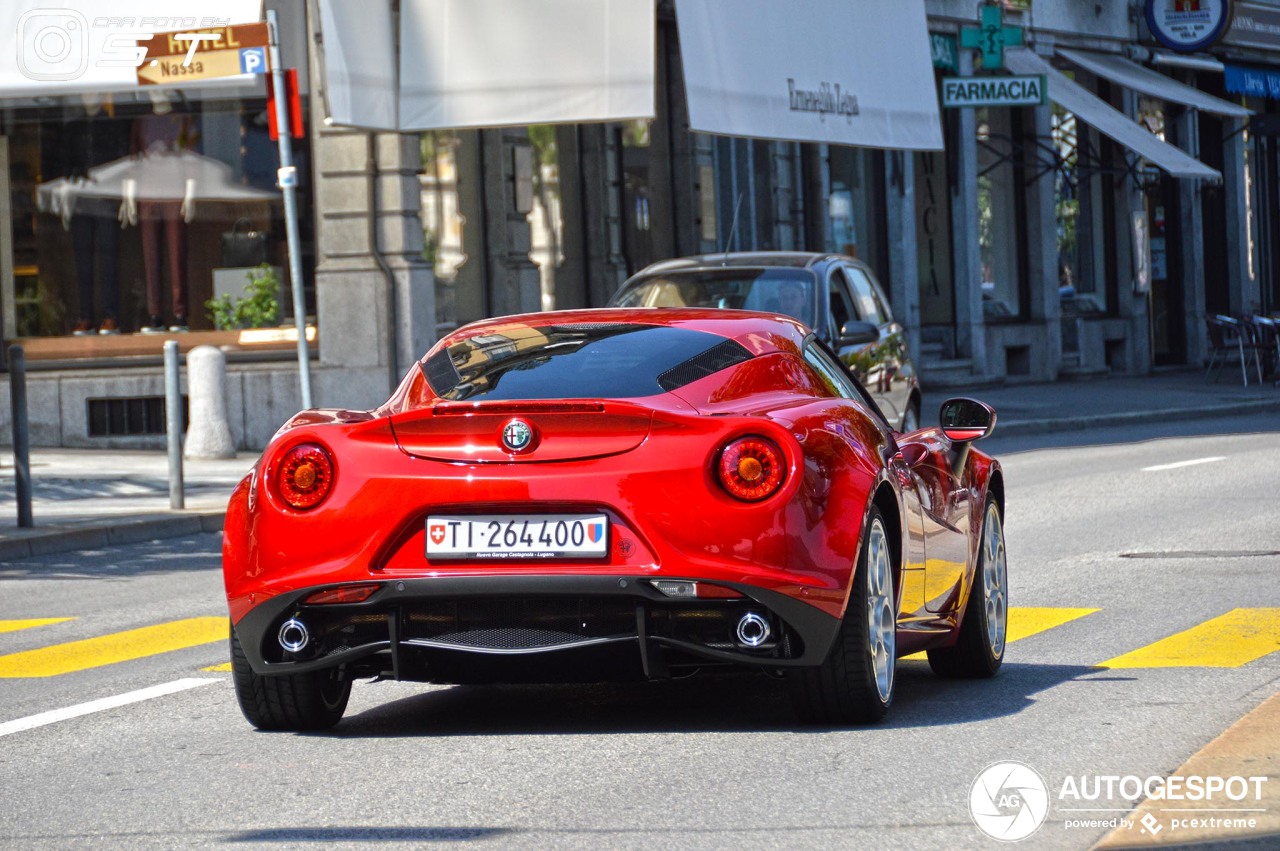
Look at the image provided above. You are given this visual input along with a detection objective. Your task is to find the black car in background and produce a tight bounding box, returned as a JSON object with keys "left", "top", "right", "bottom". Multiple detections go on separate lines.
{"left": 608, "top": 252, "right": 921, "bottom": 432}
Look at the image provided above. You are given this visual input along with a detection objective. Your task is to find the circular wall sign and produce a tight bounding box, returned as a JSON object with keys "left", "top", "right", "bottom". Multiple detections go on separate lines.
{"left": 1145, "top": 0, "right": 1235, "bottom": 53}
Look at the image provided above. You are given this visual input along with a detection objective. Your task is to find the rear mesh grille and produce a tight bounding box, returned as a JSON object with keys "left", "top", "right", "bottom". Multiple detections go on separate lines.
{"left": 424, "top": 627, "right": 599, "bottom": 650}
{"left": 401, "top": 598, "right": 636, "bottom": 644}
{"left": 657, "top": 340, "right": 752, "bottom": 391}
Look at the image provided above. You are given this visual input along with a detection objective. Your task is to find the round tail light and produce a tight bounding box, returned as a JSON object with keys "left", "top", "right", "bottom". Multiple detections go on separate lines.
{"left": 275, "top": 443, "right": 335, "bottom": 510}
{"left": 718, "top": 436, "right": 786, "bottom": 502}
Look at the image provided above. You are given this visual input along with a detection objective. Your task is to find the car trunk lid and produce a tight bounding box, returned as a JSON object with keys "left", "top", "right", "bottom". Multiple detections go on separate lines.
{"left": 389, "top": 400, "right": 655, "bottom": 463}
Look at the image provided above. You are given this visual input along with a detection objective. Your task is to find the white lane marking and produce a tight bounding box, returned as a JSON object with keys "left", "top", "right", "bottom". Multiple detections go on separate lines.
{"left": 1142, "top": 456, "right": 1227, "bottom": 473}
{"left": 0, "top": 677, "right": 221, "bottom": 738}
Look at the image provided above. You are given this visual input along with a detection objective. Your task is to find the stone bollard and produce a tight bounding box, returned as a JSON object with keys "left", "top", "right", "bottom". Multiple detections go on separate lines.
{"left": 184, "top": 345, "right": 236, "bottom": 460}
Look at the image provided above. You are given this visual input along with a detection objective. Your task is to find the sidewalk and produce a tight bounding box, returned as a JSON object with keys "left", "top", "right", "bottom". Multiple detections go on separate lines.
{"left": 0, "top": 451, "right": 252, "bottom": 562}
{"left": 2, "top": 369, "right": 1279, "bottom": 562}
{"left": 922, "top": 368, "right": 1280, "bottom": 437}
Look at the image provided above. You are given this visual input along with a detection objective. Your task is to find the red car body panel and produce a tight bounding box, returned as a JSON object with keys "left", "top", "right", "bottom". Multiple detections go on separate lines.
{"left": 222, "top": 309, "right": 1001, "bottom": 681}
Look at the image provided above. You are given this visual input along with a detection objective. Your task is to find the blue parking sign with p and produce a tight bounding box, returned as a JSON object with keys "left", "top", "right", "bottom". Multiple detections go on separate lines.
{"left": 240, "top": 47, "right": 267, "bottom": 75}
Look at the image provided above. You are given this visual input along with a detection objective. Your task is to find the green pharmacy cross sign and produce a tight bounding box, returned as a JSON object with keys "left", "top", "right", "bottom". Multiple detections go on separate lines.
{"left": 960, "top": 2, "right": 1025, "bottom": 71}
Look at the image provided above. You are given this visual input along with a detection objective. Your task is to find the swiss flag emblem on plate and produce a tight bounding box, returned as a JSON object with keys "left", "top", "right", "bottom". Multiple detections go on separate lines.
{"left": 429, "top": 524, "right": 446, "bottom": 545}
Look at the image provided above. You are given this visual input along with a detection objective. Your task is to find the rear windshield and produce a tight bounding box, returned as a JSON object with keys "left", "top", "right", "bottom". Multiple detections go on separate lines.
{"left": 423, "top": 323, "right": 751, "bottom": 402}
{"left": 611, "top": 268, "right": 818, "bottom": 327}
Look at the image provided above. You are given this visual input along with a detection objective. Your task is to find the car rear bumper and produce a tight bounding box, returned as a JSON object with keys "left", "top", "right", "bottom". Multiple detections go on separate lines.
{"left": 233, "top": 574, "right": 843, "bottom": 683}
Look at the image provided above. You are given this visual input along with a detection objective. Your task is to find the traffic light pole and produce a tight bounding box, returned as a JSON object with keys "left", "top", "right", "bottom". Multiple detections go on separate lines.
{"left": 266, "top": 8, "right": 313, "bottom": 410}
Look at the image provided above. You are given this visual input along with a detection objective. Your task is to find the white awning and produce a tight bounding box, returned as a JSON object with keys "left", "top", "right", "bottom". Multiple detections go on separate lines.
{"left": 397, "top": 0, "right": 654, "bottom": 132}
{"left": 0, "top": 1, "right": 263, "bottom": 98}
{"left": 674, "top": 0, "right": 942, "bottom": 150}
{"left": 1058, "top": 49, "right": 1250, "bottom": 118}
{"left": 1004, "top": 48, "right": 1220, "bottom": 182}
{"left": 316, "top": 0, "right": 397, "bottom": 130}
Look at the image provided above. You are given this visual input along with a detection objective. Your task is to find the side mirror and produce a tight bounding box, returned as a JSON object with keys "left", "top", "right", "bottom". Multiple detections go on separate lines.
{"left": 939, "top": 397, "right": 996, "bottom": 443}
{"left": 837, "top": 320, "right": 878, "bottom": 347}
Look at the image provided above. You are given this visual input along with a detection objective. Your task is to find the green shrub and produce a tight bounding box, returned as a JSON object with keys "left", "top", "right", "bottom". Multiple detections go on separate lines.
{"left": 207, "top": 264, "right": 282, "bottom": 330}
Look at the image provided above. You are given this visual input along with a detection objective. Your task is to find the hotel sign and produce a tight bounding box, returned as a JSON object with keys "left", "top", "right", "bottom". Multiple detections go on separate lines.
{"left": 136, "top": 22, "right": 269, "bottom": 86}
{"left": 941, "top": 75, "right": 1046, "bottom": 108}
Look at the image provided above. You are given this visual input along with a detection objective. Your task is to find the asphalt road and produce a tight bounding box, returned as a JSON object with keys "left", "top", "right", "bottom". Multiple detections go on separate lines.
{"left": 1, "top": 412, "right": 1278, "bottom": 850}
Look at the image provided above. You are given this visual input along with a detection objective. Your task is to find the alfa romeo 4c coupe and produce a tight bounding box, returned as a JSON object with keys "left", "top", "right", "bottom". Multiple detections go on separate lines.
{"left": 223, "top": 309, "right": 1007, "bottom": 731}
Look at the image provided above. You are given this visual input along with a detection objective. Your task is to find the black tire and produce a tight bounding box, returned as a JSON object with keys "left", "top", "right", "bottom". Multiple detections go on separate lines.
{"left": 928, "top": 496, "right": 1006, "bottom": 679}
{"left": 790, "top": 506, "right": 897, "bottom": 725}
{"left": 901, "top": 398, "right": 921, "bottom": 433}
{"left": 230, "top": 623, "right": 351, "bottom": 731}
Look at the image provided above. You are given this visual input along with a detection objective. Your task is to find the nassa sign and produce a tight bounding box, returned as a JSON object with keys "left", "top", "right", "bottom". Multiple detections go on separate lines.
{"left": 942, "top": 75, "right": 1047, "bottom": 108}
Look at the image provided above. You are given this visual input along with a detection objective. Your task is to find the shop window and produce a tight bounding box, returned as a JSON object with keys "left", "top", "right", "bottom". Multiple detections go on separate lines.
{"left": 622, "top": 119, "right": 661, "bottom": 273}
{"left": 1053, "top": 105, "right": 1115, "bottom": 317}
{"left": 977, "top": 107, "right": 1028, "bottom": 320}
{"left": 827, "top": 146, "right": 887, "bottom": 276}
{"left": 420, "top": 130, "right": 471, "bottom": 331}
{"left": 713, "top": 137, "right": 760, "bottom": 251}
{"left": 4, "top": 90, "right": 310, "bottom": 351}
{"left": 526, "top": 126, "right": 565, "bottom": 311}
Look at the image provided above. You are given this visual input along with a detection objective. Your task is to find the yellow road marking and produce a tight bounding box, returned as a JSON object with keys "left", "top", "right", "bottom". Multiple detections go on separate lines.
{"left": 0, "top": 617, "right": 227, "bottom": 678}
{"left": 203, "top": 662, "right": 232, "bottom": 672}
{"left": 0, "top": 618, "right": 76, "bottom": 634}
{"left": 904, "top": 607, "right": 1100, "bottom": 660}
{"left": 1099, "top": 608, "right": 1280, "bottom": 669}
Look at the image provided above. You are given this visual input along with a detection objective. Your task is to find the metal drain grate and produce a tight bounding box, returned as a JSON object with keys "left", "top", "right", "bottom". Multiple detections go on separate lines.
{"left": 86, "top": 396, "right": 187, "bottom": 437}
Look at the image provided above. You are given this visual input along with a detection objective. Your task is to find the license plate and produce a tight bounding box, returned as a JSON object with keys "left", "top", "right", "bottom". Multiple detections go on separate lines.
{"left": 426, "top": 514, "right": 610, "bottom": 559}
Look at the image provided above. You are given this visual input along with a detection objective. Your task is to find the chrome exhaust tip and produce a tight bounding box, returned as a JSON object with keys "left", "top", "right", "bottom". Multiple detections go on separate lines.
{"left": 735, "top": 612, "right": 772, "bottom": 648}
{"left": 278, "top": 618, "right": 310, "bottom": 653}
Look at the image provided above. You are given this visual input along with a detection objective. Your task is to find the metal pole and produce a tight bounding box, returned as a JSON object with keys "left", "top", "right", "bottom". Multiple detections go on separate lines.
{"left": 267, "top": 8, "right": 313, "bottom": 410}
{"left": 164, "top": 340, "right": 184, "bottom": 510}
{"left": 8, "top": 344, "right": 32, "bottom": 527}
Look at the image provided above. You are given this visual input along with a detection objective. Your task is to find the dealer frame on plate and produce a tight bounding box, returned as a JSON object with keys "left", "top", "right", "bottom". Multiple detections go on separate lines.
{"left": 426, "top": 513, "right": 611, "bottom": 560}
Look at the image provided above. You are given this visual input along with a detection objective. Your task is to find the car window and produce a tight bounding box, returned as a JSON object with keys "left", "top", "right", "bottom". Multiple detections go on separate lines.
{"left": 611, "top": 268, "right": 819, "bottom": 327}
{"left": 841, "top": 266, "right": 887, "bottom": 326}
{"left": 422, "top": 323, "right": 751, "bottom": 401}
{"left": 803, "top": 337, "right": 891, "bottom": 426}
{"left": 827, "top": 271, "right": 858, "bottom": 335}
{"left": 865, "top": 269, "right": 894, "bottom": 324}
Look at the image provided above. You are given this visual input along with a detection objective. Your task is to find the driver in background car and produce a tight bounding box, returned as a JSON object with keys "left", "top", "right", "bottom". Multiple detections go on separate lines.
{"left": 776, "top": 280, "right": 809, "bottom": 324}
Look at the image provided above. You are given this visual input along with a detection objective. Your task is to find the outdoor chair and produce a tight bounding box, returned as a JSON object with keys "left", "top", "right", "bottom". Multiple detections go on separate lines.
{"left": 1205, "top": 315, "right": 1262, "bottom": 386}
{"left": 1246, "top": 315, "right": 1280, "bottom": 385}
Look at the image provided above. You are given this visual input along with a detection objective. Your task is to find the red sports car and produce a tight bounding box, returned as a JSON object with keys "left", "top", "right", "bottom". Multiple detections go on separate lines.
{"left": 223, "top": 309, "right": 1006, "bottom": 730}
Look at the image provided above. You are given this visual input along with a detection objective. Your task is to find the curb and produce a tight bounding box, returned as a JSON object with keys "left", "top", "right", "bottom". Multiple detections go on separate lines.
{"left": 993, "top": 398, "right": 1280, "bottom": 438}
{"left": 0, "top": 512, "right": 225, "bottom": 563}
{"left": 1094, "top": 688, "right": 1280, "bottom": 847}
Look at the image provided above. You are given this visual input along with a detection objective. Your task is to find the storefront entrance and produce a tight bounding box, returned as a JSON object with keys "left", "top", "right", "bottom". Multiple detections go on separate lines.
{"left": 1147, "top": 175, "right": 1186, "bottom": 365}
